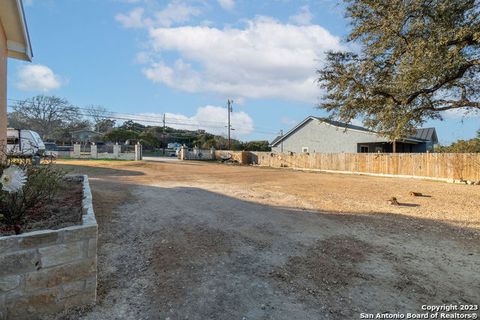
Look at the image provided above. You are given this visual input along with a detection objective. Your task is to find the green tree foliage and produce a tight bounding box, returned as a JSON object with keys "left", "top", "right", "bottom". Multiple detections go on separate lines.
{"left": 193, "top": 133, "right": 217, "bottom": 149}
{"left": 55, "top": 120, "right": 93, "bottom": 145}
{"left": 95, "top": 119, "right": 116, "bottom": 134}
{"left": 121, "top": 120, "right": 146, "bottom": 132}
{"left": 436, "top": 130, "right": 480, "bottom": 152}
{"left": 102, "top": 121, "right": 147, "bottom": 144}
{"left": 139, "top": 128, "right": 163, "bottom": 148}
{"left": 102, "top": 128, "right": 138, "bottom": 143}
{"left": 213, "top": 136, "right": 230, "bottom": 150}
{"left": 317, "top": 0, "right": 480, "bottom": 139}
{"left": 242, "top": 140, "right": 271, "bottom": 151}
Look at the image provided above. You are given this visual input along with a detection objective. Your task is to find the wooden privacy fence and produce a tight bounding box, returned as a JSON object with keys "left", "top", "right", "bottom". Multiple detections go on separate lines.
{"left": 250, "top": 152, "right": 480, "bottom": 182}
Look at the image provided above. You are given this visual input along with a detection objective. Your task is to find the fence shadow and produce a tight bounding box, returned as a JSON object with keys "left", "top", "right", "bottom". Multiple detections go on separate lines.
{"left": 56, "top": 164, "right": 145, "bottom": 177}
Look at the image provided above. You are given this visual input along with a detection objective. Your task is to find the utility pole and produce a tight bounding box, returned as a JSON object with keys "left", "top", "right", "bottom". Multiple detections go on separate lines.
{"left": 227, "top": 99, "right": 233, "bottom": 149}
{"left": 280, "top": 129, "right": 284, "bottom": 153}
{"left": 162, "top": 113, "right": 166, "bottom": 156}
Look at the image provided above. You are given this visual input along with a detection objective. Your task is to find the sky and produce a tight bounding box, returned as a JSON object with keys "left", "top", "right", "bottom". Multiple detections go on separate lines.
{"left": 7, "top": 0, "right": 479, "bottom": 145}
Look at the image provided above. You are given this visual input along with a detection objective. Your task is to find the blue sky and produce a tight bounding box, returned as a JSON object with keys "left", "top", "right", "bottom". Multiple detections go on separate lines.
{"left": 7, "top": 0, "right": 479, "bottom": 144}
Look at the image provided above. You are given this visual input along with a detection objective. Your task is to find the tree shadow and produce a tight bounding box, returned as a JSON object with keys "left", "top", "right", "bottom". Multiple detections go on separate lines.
{"left": 71, "top": 178, "right": 480, "bottom": 320}
{"left": 56, "top": 164, "right": 145, "bottom": 177}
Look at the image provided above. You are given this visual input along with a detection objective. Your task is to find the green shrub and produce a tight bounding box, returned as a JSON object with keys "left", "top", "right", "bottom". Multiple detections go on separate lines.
{"left": 0, "top": 163, "right": 66, "bottom": 234}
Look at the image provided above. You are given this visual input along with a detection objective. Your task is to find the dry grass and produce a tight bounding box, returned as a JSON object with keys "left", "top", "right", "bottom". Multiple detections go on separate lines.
{"left": 57, "top": 159, "right": 480, "bottom": 230}
{"left": 54, "top": 159, "right": 480, "bottom": 320}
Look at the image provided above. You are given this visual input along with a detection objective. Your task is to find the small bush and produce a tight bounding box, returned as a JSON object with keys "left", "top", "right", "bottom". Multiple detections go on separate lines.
{"left": 0, "top": 162, "right": 66, "bottom": 234}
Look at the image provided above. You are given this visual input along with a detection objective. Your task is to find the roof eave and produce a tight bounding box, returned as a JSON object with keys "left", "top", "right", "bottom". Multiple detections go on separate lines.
{"left": 3, "top": 0, "right": 33, "bottom": 61}
{"left": 7, "top": 39, "right": 32, "bottom": 61}
{"left": 16, "top": 0, "right": 33, "bottom": 61}
{"left": 270, "top": 116, "right": 316, "bottom": 147}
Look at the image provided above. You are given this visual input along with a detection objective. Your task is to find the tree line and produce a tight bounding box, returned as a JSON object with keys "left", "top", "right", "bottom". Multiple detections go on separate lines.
{"left": 7, "top": 95, "right": 271, "bottom": 151}
{"left": 436, "top": 130, "right": 480, "bottom": 153}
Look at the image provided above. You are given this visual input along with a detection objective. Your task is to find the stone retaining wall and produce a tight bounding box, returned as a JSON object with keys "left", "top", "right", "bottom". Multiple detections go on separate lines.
{"left": 0, "top": 175, "right": 97, "bottom": 319}
{"left": 179, "top": 147, "right": 215, "bottom": 160}
{"left": 213, "top": 150, "right": 250, "bottom": 164}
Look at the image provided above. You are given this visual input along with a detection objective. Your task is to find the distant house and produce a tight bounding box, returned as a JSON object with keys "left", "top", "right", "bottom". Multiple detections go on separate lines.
{"left": 71, "top": 129, "right": 101, "bottom": 143}
{"left": 270, "top": 116, "right": 438, "bottom": 154}
{"left": 0, "top": 0, "right": 33, "bottom": 158}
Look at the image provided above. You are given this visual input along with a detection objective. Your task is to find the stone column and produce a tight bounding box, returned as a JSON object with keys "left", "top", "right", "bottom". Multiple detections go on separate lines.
{"left": 90, "top": 143, "right": 97, "bottom": 159}
{"left": 179, "top": 146, "right": 186, "bottom": 160}
{"left": 73, "top": 144, "right": 81, "bottom": 158}
{"left": 113, "top": 143, "right": 120, "bottom": 159}
{"left": 135, "top": 143, "right": 142, "bottom": 161}
{"left": 210, "top": 147, "right": 216, "bottom": 160}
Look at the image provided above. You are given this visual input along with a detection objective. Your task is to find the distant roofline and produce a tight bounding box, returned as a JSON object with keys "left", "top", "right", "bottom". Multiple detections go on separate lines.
{"left": 70, "top": 129, "right": 101, "bottom": 134}
{"left": 270, "top": 116, "right": 437, "bottom": 147}
{"left": 270, "top": 116, "right": 375, "bottom": 147}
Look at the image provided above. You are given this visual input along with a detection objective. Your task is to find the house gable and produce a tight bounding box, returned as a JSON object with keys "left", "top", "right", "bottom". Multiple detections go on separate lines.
{"left": 271, "top": 117, "right": 388, "bottom": 153}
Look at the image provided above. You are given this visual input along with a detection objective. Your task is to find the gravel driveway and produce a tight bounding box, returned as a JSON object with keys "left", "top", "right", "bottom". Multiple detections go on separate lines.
{"left": 57, "top": 161, "right": 480, "bottom": 320}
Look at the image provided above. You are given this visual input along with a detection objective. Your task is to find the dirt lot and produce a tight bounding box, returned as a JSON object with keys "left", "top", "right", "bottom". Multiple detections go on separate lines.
{"left": 56, "top": 159, "right": 479, "bottom": 320}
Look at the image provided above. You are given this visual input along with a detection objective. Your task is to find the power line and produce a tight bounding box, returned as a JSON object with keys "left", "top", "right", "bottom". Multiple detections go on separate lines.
{"left": 7, "top": 98, "right": 279, "bottom": 133}
{"left": 7, "top": 100, "right": 278, "bottom": 136}
{"left": 8, "top": 99, "right": 276, "bottom": 135}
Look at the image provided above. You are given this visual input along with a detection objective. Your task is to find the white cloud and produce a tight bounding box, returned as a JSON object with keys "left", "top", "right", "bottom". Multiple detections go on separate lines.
{"left": 116, "top": 7, "right": 145, "bottom": 28}
{"left": 155, "top": 2, "right": 202, "bottom": 27}
{"left": 115, "top": 1, "right": 202, "bottom": 28}
{"left": 218, "top": 0, "right": 235, "bottom": 11}
{"left": 139, "top": 105, "right": 254, "bottom": 136}
{"left": 141, "top": 16, "right": 342, "bottom": 102}
{"left": 17, "top": 64, "right": 63, "bottom": 92}
{"left": 443, "top": 108, "right": 480, "bottom": 119}
{"left": 289, "top": 6, "right": 313, "bottom": 25}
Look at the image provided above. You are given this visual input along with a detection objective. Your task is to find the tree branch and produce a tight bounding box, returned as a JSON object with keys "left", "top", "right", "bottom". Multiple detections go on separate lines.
{"left": 405, "top": 62, "right": 474, "bottom": 104}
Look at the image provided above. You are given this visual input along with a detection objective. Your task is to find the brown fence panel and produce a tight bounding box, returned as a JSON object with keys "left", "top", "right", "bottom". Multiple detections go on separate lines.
{"left": 250, "top": 152, "right": 480, "bottom": 181}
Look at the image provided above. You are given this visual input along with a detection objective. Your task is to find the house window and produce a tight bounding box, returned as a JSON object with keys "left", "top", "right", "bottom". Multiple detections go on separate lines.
{"left": 7, "top": 137, "right": 19, "bottom": 145}
{"left": 302, "top": 147, "right": 309, "bottom": 153}
{"left": 359, "top": 145, "right": 369, "bottom": 153}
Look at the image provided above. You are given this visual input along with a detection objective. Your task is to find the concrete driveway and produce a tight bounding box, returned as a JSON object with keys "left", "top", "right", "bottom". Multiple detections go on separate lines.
{"left": 142, "top": 156, "right": 180, "bottom": 162}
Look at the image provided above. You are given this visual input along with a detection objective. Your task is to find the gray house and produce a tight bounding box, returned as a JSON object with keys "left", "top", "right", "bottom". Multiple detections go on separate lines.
{"left": 270, "top": 116, "right": 438, "bottom": 153}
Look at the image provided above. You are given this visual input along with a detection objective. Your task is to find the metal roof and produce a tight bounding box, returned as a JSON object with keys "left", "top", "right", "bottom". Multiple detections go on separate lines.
{"left": 313, "top": 117, "right": 374, "bottom": 133}
{"left": 270, "top": 135, "right": 282, "bottom": 146}
{"left": 412, "top": 128, "right": 438, "bottom": 144}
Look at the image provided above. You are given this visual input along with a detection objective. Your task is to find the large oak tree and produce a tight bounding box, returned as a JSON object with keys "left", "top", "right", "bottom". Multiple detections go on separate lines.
{"left": 317, "top": 0, "right": 480, "bottom": 140}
